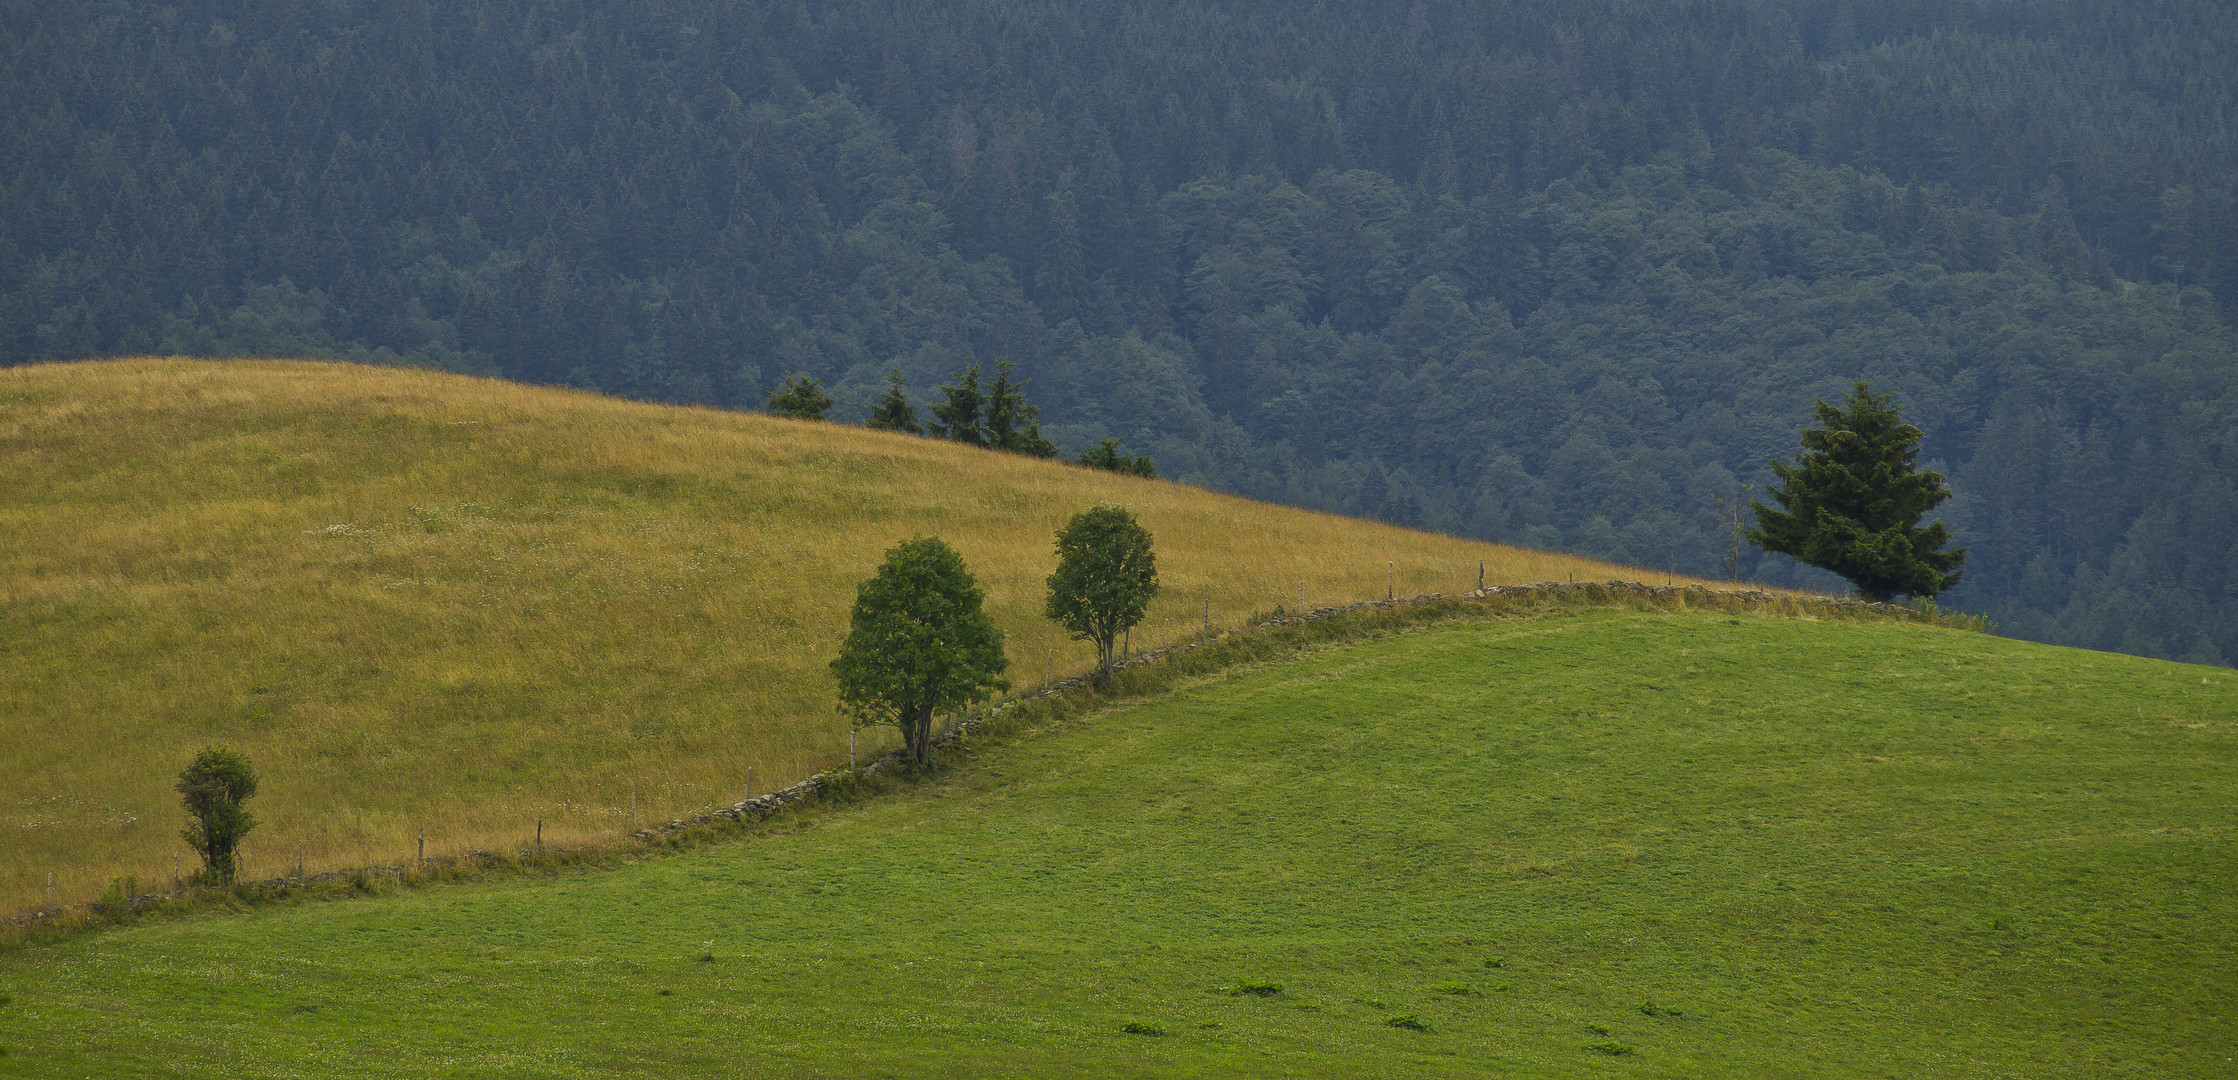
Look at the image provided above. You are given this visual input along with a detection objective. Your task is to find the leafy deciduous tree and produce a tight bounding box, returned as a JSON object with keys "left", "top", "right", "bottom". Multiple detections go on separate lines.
{"left": 1747, "top": 382, "right": 1966, "bottom": 602}
{"left": 177, "top": 746, "right": 259, "bottom": 884}
{"left": 831, "top": 537, "right": 1009, "bottom": 765}
{"left": 1044, "top": 506, "right": 1160, "bottom": 685}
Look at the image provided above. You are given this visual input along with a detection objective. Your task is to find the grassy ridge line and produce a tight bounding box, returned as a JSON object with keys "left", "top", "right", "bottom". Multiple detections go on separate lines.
{"left": 640, "top": 578, "right": 1960, "bottom": 841}
{"left": 4, "top": 577, "right": 1930, "bottom": 941}
{"left": 2, "top": 356, "right": 1687, "bottom": 913}
{"left": 3, "top": 608, "right": 2225, "bottom": 1077}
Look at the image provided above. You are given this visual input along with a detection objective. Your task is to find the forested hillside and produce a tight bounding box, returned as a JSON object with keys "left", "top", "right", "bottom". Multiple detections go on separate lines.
{"left": 5, "top": 0, "right": 2235, "bottom": 663}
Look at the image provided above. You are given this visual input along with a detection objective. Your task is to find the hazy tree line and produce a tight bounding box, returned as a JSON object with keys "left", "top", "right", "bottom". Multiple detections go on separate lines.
{"left": 3, "top": 0, "right": 2234, "bottom": 664}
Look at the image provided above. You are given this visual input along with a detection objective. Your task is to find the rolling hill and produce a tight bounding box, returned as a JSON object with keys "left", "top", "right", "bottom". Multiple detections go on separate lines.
{"left": 0, "top": 357, "right": 1649, "bottom": 915}
{"left": 0, "top": 607, "right": 2229, "bottom": 1077}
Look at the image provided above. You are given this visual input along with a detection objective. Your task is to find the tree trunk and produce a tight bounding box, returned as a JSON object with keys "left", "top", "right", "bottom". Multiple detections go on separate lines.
{"left": 911, "top": 704, "right": 934, "bottom": 764}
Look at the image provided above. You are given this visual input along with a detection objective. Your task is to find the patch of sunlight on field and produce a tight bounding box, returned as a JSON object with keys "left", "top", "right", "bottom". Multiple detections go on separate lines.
{"left": 0, "top": 357, "right": 1715, "bottom": 913}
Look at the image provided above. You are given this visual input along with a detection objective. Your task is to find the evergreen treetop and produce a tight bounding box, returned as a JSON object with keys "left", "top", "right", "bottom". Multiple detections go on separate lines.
{"left": 767, "top": 373, "right": 835, "bottom": 421}
{"left": 866, "top": 366, "right": 924, "bottom": 435}
{"left": 985, "top": 360, "right": 1057, "bottom": 458}
{"left": 1076, "top": 439, "right": 1157, "bottom": 478}
{"left": 1746, "top": 382, "right": 1966, "bottom": 603}
{"left": 929, "top": 365, "right": 987, "bottom": 447}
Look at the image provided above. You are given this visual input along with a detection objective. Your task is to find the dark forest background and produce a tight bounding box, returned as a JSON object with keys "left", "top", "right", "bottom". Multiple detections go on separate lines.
{"left": 5, "top": 0, "right": 2236, "bottom": 664}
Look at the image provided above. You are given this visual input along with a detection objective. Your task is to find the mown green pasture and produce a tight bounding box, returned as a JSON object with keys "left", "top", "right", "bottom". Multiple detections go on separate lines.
{"left": 1, "top": 609, "right": 2231, "bottom": 1078}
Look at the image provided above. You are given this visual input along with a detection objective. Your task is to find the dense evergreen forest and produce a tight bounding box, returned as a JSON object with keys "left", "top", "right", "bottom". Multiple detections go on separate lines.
{"left": 5, "top": 0, "right": 2235, "bottom": 664}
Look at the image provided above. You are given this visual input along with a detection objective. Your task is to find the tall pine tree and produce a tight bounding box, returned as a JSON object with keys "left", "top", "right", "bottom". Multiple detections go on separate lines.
{"left": 1747, "top": 382, "right": 1966, "bottom": 602}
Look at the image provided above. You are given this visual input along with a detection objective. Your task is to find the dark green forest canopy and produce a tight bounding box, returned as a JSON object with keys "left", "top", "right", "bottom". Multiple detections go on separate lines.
{"left": 3, "top": 0, "right": 2234, "bottom": 664}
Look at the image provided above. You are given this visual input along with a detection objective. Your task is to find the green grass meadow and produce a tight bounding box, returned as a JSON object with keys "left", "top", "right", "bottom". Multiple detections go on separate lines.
{"left": 1, "top": 609, "right": 2232, "bottom": 1077}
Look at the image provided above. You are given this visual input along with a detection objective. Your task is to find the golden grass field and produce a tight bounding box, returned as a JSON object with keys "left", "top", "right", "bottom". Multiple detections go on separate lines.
{"left": 0, "top": 357, "right": 1703, "bottom": 915}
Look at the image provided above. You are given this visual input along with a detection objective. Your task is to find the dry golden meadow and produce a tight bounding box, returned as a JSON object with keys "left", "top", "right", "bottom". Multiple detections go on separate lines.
{"left": 0, "top": 357, "right": 1684, "bottom": 914}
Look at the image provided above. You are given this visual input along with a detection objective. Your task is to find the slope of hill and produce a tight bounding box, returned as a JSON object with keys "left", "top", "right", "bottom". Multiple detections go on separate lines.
{"left": 1, "top": 609, "right": 2229, "bottom": 1077}
{"left": 0, "top": 357, "right": 1654, "bottom": 915}
{"left": 7, "top": 0, "right": 2237, "bottom": 664}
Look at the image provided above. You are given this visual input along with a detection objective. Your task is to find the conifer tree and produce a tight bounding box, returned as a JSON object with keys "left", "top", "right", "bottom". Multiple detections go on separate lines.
{"left": 1075, "top": 438, "right": 1157, "bottom": 478}
{"left": 1747, "top": 382, "right": 1966, "bottom": 602}
{"left": 866, "top": 366, "right": 924, "bottom": 434}
{"left": 985, "top": 359, "right": 1057, "bottom": 458}
{"left": 766, "top": 373, "right": 835, "bottom": 420}
{"left": 929, "top": 364, "right": 987, "bottom": 447}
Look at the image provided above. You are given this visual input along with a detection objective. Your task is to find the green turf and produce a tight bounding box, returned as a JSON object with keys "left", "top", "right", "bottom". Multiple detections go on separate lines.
{"left": 1, "top": 610, "right": 2232, "bottom": 1078}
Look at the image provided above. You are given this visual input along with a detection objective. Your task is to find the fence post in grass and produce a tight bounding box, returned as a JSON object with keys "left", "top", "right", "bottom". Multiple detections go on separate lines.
{"left": 1388, "top": 560, "right": 1394, "bottom": 601}
{"left": 631, "top": 790, "right": 638, "bottom": 830}
{"left": 1478, "top": 561, "right": 1484, "bottom": 592}
{"left": 536, "top": 819, "right": 543, "bottom": 848}
{"left": 1203, "top": 596, "right": 1210, "bottom": 633}
{"left": 417, "top": 829, "right": 424, "bottom": 868}
{"left": 173, "top": 851, "right": 180, "bottom": 891}
{"left": 748, "top": 766, "right": 754, "bottom": 800}
{"left": 1299, "top": 581, "right": 1305, "bottom": 614}
{"left": 849, "top": 729, "right": 856, "bottom": 769}
{"left": 47, "top": 871, "right": 53, "bottom": 909}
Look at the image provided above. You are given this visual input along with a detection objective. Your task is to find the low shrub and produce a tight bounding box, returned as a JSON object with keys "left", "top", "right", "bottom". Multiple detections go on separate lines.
{"left": 1120, "top": 1021, "right": 1164, "bottom": 1035}
{"left": 1385, "top": 1014, "right": 1429, "bottom": 1031}
{"left": 1638, "top": 1001, "right": 1681, "bottom": 1016}
{"left": 1225, "top": 980, "right": 1282, "bottom": 996}
{"left": 1586, "top": 1040, "right": 1636, "bottom": 1055}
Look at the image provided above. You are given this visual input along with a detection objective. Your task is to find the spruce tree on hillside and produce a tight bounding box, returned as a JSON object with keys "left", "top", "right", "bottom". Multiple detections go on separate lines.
{"left": 766, "top": 374, "right": 835, "bottom": 420}
{"left": 866, "top": 367, "right": 924, "bottom": 434}
{"left": 985, "top": 360, "right": 1057, "bottom": 458}
{"left": 1076, "top": 438, "right": 1157, "bottom": 478}
{"left": 930, "top": 365, "right": 988, "bottom": 447}
{"left": 1747, "top": 382, "right": 1966, "bottom": 602}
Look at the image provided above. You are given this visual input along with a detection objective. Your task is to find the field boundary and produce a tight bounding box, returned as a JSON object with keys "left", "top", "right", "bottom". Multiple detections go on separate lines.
{"left": 4, "top": 579, "right": 1947, "bottom": 937}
